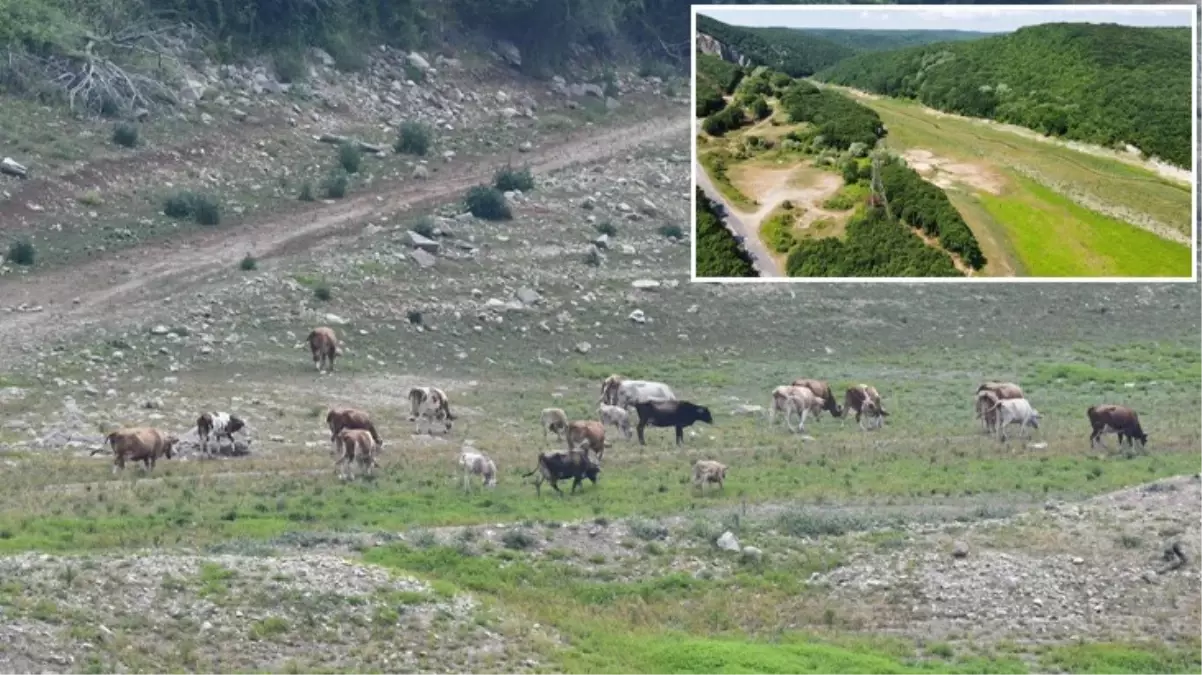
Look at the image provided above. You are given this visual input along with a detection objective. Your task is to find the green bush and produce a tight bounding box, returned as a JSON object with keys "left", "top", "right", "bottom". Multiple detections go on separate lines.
{"left": 7, "top": 239, "right": 36, "bottom": 266}
{"left": 338, "top": 142, "right": 362, "bottom": 174}
{"left": 192, "top": 194, "right": 221, "bottom": 226}
{"left": 239, "top": 255, "right": 258, "bottom": 271}
{"left": 493, "top": 166, "right": 534, "bottom": 192}
{"left": 411, "top": 215, "right": 436, "bottom": 238}
{"left": 323, "top": 170, "right": 349, "bottom": 199}
{"left": 324, "top": 33, "right": 367, "bottom": 72}
{"left": 273, "top": 49, "right": 307, "bottom": 83}
{"left": 162, "top": 191, "right": 221, "bottom": 225}
{"left": 313, "top": 283, "right": 332, "bottom": 301}
{"left": 465, "top": 185, "right": 511, "bottom": 221}
{"left": 501, "top": 529, "right": 537, "bottom": 550}
{"left": 595, "top": 221, "right": 617, "bottom": 237}
{"left": 163, "top": 192, "right": 194, "bottom": 218}
{"left": 111, "top": 122, "right": 139, "bottom": 148}
{"left": 658, "top": 224, "right": 684, "bottom": 240}
{"left": 298, "top": 181, "right": 315, "bottom": 202}
{"left": 395, "top": 121, "right": 431, "bottom": 156}
{"left": 403, "top": 63, "right": 425, "bottom": 83}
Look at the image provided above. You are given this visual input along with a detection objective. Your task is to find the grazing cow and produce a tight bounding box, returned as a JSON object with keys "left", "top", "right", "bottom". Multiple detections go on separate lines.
{"left": 540, "top": 408, "right": 568, "bottom": 441}
{"left": 987, "top": 397, "right": 1041, "bottom": 443}
{"left": 457, "top": 449, "right": 498, "bottom": 491}
{"left": 770, "top": 385, "right": 823, "bottom": 433}
{"left": 326, "top": 408, "right": 382, "bottom": 455}
{"left": 843, "top": 385, "right": 888, "bottom": 431}
{"left": 408, "top": 386, "right": 455, "bottom": 434}
{"left": 334, "top": 428, "right": 380, "bottom": 479}
{"left": 566, "top": 420, "right": 609, "bottom": 462}
{"left": 977, "top": 381, "right": 1025, "bottom": 400}
{"left": 975, "top": 390, "right": 1001, "bottom": 433}
{"left": 614, "top": 380, "right": 677, "bottom": 410}
{"left": 597, "top": 403, "right": 633, "bottom": 441}
{"left": 521, "top": 449, "right": 601, "bottom": 496}
{"left": 599, "top": 374, "right": 627, "bottom": 405}
{"left": 307, "top": 326, "right": 339, "bottom": 373}
{"left": 790, "top": 379, "right": 843, "bottom": 418}
{"left": 196, "top": 411, "right": 246, "bottom": 457}
{"left": 1087, "top": 404, "right": 1148, "bottom": 450}
{"left": 692, "top": 459, "right": 728, "bottom": 493}
{"left": 632, "top": 399, "right": 713, "bottom": 446}
{"left": 91, "top": 427, "right": 179, "bottom": 473}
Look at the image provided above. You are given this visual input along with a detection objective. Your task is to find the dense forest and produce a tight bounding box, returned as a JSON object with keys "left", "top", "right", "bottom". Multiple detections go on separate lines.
{"left": 696, "top": 14, "right": 854, "bottom": 77}
{"left": 696, "top": 52, "right": 744, "bottom": 117}
{"left": 792, "top": 28, "right": 991, "bottom": 52}
{"left": 695, "top": 187, "right": 758, "bottom": 277}
{"left": 778, "top": 80, "right": 885, "bottom": 150}
{"left": 879, "top": 158, "right": 986, "bottom": 269}
{"left": 785, "top": 207, "right": 963, "bottom": 277}
{"left": 816, "top": 22, "right": 1192, "bottom": 168}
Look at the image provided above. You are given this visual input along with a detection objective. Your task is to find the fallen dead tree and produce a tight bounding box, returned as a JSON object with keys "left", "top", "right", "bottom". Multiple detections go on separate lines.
{"left": 317, "top": 133, "right": 387, "bottom": 155}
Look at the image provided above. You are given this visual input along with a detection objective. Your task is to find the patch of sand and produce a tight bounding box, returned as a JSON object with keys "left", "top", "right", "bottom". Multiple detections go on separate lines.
{"left": 902, "top": 149, "right": 1006, "bottom": 195}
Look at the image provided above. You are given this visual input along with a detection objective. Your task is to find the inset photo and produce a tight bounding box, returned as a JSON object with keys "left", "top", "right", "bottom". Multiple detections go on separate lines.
{"left": 691, "top": 4, "right": 1198, "bottom": 281}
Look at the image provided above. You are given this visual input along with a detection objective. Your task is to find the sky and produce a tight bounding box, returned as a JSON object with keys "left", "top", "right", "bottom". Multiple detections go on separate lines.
{"left": 696, "top": 5, "right": 1195, "bottom": 32}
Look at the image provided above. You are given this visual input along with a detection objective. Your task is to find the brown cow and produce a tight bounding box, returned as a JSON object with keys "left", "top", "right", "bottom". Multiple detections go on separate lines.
{"left": 335, "top": 428, "right": 380, "bottom": 478}
{"left": 790, "top": 379, "right": 843, "bottom": 418}
{"left": 566, "top": 420, "right": 609, "bottom": 462}
{"left": 975, "top": 382, "right": 1024, "bottom": 433}
{"left": 325, "top": 408, "right": 382, "bottom": 455}
{"left": 91, "top": 427, "right": 179, "bottom": 473}
{"left": 307, "top": 326, "right": 339, "bottom": 372}
{"left": 1087, "top": 404, "right": 1148, "bottom": 450}
{"left": 843, "top": 384, "right": 888, "bottom": 431}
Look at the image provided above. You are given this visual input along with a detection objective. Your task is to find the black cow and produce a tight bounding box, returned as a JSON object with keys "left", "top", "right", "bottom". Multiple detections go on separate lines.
{"left": 521, "top": 450, "right": 601, "bottom": 496}
{"left": 633, "top": 400, "right": 713, "bottom": 446}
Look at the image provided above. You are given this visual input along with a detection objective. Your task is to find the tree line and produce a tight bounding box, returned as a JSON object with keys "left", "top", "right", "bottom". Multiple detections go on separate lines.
{"left": 879, "top": 157, "right": 986, "bottom": 269}
{"left": 696, "top": 13, "right": 853, "bottom": 77}
{"left": 695, "top": 187, "right": 757, "bottom": 277}
{"left": 778, "top": 80, "right": 885, "bottom": 150}
{"left": 816, "top": 22, "right": 1191, "bottom": 168}
{"left": 785, "top": 207, "right": 963, "bottom": 277}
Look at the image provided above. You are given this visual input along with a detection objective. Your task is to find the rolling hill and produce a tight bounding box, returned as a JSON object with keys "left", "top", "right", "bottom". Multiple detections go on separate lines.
{"left": 815, "top": 22, "right": 1192, "bottom": 168}
{"left": 696, "top": 14, "right": 855, "bottom": 77}
{"left": 792, "top": 28, "right": 993, "bottom": 51}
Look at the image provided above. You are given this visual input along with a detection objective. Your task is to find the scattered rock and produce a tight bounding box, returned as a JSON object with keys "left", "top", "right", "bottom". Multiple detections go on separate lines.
{"left": 952, "top": 541, "right": 970, "bottom": 558}
{"left": 716, "top": 531, "right": 740, "bottom": 552}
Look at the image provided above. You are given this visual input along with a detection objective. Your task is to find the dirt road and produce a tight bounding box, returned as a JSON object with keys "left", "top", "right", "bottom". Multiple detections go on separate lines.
{"left": 0, "top": 115, "right": 691, "bottom": 350}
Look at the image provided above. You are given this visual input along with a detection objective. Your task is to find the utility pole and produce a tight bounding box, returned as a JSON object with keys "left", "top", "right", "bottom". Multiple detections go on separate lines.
{"left": 869, "top": 151, "right": 892, "bottom": 221}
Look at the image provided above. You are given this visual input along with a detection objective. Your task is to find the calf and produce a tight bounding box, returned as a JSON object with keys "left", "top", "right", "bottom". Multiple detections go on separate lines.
{"left": 91, "top": 427, "right": 179, "bottom": 474}
{"left": 1087, "top": 404, "right": 1148, "bottom": 450}
{"left": 457, "top": 449, "right": 498, "bottom": 492}
{"left": 692, "top": 459, "right": 728, "bottom": 493}
{"left": 196, "top": 411, "right": 246, "bottom": 457}
{"left": 307, "top": 326, "right": 339, "bottom": 373}
{"left": 521, "top": 450, "right": 601, "bottom": 496}
{"left": 566, "top": 420, "right": 609, "bottom": 462}
{"left": 988, "top": 397, "right": 1042, "bottom": 443}
{"left": 790, "top": 379, "right": 843, "bottom": 418}
{"left": 408, "top": 386, "right": 455, "bottom": 434}
{"left": 540, "top": 408, "right": 568, "bottom": 441}
{"left": 335, "top": 428, "right": 380, "bottom": 479}
{"left": 843, "top": 385, "right": 888, "bottom": 431}
{"left": 597, "top": 403, "right": 633, "bottom": 441}
{"left": 770, "top": 385, "right": 822, "bottom": 433}
{"left": 326, "top": 408, "right": 382, "bottom": 455}
{"left": 632, "top": 399, "right": 713, "bottom": 446}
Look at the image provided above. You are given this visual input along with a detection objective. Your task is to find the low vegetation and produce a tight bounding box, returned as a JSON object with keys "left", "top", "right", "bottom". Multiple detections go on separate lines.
{"left": 162, "top": 191, "right": 222, "bottom": 226}
{"left": 395, "top": 121, "right": 432, "bottom": 156}
{"left": 494, "top": 166, "right": 535, "bottom": 192}
{"left": 465, "top": 185, "right": 512, "bottom": 221}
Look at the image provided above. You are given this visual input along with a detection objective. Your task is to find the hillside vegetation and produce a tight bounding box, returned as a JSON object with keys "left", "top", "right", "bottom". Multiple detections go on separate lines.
{"left": 696, "top": 52, "right": 744, "bottom": 117}
{"left": 697, "top": 13, "right": 854, "bottom": 77}
{"left": 794, "top": 28, "right": 992, "bottom": 52}
{"left": 816, "top": 22, "right": 1192, "bottom": 168}
{"left": 695, "top": 187, "right": 757, "bottom": 277}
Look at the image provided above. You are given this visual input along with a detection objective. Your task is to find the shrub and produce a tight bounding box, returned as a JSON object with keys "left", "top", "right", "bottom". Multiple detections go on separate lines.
{"left": 163, "top": 192, "right": 195, "bottom": 218}
{"left": 324, "top": 33, "right": 367, "bottom": 72}
{"left": 628, "top": 519, "right": 669, "bottom": 541}
{"left": 273, "top": 49, "right": 307, "bottom": 83}
{"left": 240, "top": 255, "right": 257, "bottom": 271}
{"left": 298, "top": 181, "right": 315, "bottom": 202}
{"left": 403, "top": 63, "right": 425, "bottom": 83}
{"left": 406, "top": 310, "right": 423, "bottom": 325}
{"left": 192, "top": 194, "right": 221, "bottom": 226}
{"left": 338, "top": 142, "right": 362, "bottom": 174}
{"left": 111, "top": 122, "right": 139, "bottom": 148}
{"left": 395, "top": 121, "right": 431, "bottom": 156}
{"left": 323, "top": 170, "right": 349, "bottom": 199}
{"left": 493, "top": 166, "right": 534, "bottom": 192}
{"left": 7, "top": 239, "right": 36, "bottom": 266}
{"left": 313, "top": 283, "right": 332, "bottom": 301}
{"left": 162, "top": 191, "right": 220, "bottom": 225}
{"left": 501, "top": 528, "right": 537, "bottom": 550}
{"left": 465, "top": 185, "right": 511, "bottom": 221}
{"left": 583, "top": 247, "right": 603, "bottom": 266}
{"left": 658, "top": 224, "right": 684, "bottom": 240}
{"left": 411, "top": 215, "right": 436, "bottom": 238}
{"left": 595, "top": 221, "right": 617, "bottom": 237}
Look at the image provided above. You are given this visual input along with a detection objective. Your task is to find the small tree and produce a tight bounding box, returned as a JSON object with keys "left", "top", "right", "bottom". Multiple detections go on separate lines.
{"left": 395, "top": 121, "right": 431, "bottom": 156}
{"left": 7, "top": 239, "right": 36, "bottom": 266}
{"left": 323, "top": 170, "right": 349, "bottom": 199}
{"left": 493, "top": 166, "right": 534, "bottom": 192}
{"left": 339, "top": 142, "right": 362, "bottom": 174}
{"left": 112, "top": 122, "right": 139, "bottom": 148}
{"left": 465, "top": 185, "right": 512, "bottom": 221}
{"left": 240, "top": 255, "right": 258, "bottom": 271}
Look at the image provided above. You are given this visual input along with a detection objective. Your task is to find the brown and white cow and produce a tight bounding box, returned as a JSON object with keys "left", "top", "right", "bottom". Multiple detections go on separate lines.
{"left": 692, "top": 459, "right": 728, "bottom": 493}
{"left": 408, "top": 386, "right": 455, "bottom": 434}
{"left": 326, "top": 407, "right": 382, "bottom": 455}
{"left": 770, "top": 385, "right": 823, "bottom": 433}
{"left": 1087, "top": 404, "right": 1148, "bottom": 450}
{"left": 196, "top": 411, "right": 246, "bottom": 457}
{"left": 334, "top": 428, "right": 380, "bottom": 479}
{"left": 566, "top": 420, "right": 609, "bottom": 462}
{"left": 91, "top": 427, "right": 179, "bottom": 474}
{"left": 307, "top": 326, "right": 339, "bottom": 373}
{"left": 975, "top": 382, "right": 1025, "bottom": 433}
{"left": 843, "top": 384, "right": 888, "bottom": 431}
{"left": 790, "top": 379, "right": 843, "bottom": 418}
{"left": 599, "top": 374, "right": 626, "bottom": 406}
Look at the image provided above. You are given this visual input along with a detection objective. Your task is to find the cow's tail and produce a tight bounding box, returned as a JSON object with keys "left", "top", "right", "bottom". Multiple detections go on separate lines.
{"left": 367, "top": 423, "right": 382, "bottom": 446}
{"left": 442, "top": 401, "right": 456, "bottom": 421}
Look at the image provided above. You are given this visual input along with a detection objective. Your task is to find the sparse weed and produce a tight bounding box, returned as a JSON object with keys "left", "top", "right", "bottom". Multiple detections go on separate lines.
{"left": 501, "top": 528, "right": 536, "bottom": 550}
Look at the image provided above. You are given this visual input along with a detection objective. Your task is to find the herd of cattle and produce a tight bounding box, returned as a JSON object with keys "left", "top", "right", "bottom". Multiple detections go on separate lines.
{"left": 88, "top": 327, "right": 1153, "bottom": 496}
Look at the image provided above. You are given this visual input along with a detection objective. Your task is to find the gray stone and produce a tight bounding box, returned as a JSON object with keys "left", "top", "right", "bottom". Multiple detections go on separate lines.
{"left": 716, "top": 531, "right": 740, "bottom": 552}
{"left": 411, "top": 249, "right": 437, "bottom": 269}
{"left": 407, "top": 231, "right": 441, "bottom": 253}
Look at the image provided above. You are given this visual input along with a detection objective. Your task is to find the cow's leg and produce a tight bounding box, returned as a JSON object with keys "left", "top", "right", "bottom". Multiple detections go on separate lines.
{"left": 636, "top": 420, "right": 647, "bottom": 446}
{"left": 675, "top": 425, "right": 684, "bottom": 445}
{"left": 571, "top": 476, "right": 583, "bottom": 494}
{"left": 550, "top": 478, "right": 563, "bottom": 496}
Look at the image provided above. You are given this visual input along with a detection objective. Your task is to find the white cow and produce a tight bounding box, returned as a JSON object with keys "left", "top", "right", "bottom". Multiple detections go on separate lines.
{"left": 769, "top": 385, "right": 823, "bottom": 433}
{"left": 614, "top": 380, "right": 677, "bottom": 409}
{"left": 597, "top": 404, "right": 633, "bottom": 441}
{"left": 457, "top": 449, "right": 497, "bottom": 492}
{"left": 540, "top": 408, "right": 569, "bottom": 441}
{"left": 989, "top": 397, "right": 1042, "bottom": 442}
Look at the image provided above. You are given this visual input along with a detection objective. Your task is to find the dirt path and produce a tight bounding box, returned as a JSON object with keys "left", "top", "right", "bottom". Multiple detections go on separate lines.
{"left": 0, "top": 115, "right": 690, "bottom": 349}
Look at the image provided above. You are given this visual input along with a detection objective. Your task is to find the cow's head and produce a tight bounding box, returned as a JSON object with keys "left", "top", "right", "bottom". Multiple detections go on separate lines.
{"left": 1026, "top": 410, "right": 1042, "bottom": 429}
{"left": 584, "top": 461, "right": 601, "bottom": 484}
{"left": 163, "top": 435, "right": 180, "bottom": 459}
{"left": 1133, "top": 430, "right": 1149, "bottom": 447}
{"left": 693, "top": 404, "right": 714, "bottom": 425}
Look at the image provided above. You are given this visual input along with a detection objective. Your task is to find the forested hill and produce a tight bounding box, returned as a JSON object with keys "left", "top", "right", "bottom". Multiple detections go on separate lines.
{"left": 696, "top": 14, "right": 855, "bottom": 77}
{"left": 815, "top": 22, "right": 1192, "bottom": 168}
{"left": 792, "top": 28, "right": 992, "bottom": 52}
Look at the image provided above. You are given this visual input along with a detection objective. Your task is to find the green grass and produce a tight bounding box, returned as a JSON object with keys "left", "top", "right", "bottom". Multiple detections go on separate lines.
{"left": 1039, "top": 643, "right": 1202, "bottom": 674}
{"left": 760, "top": 207, "right": 798, "bottom": 253}
{"left": 697, "top": 146, "right": 758, "bottom": 209}
{"left": 977, "top": 175, "right": 1191, "bottom": 277}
